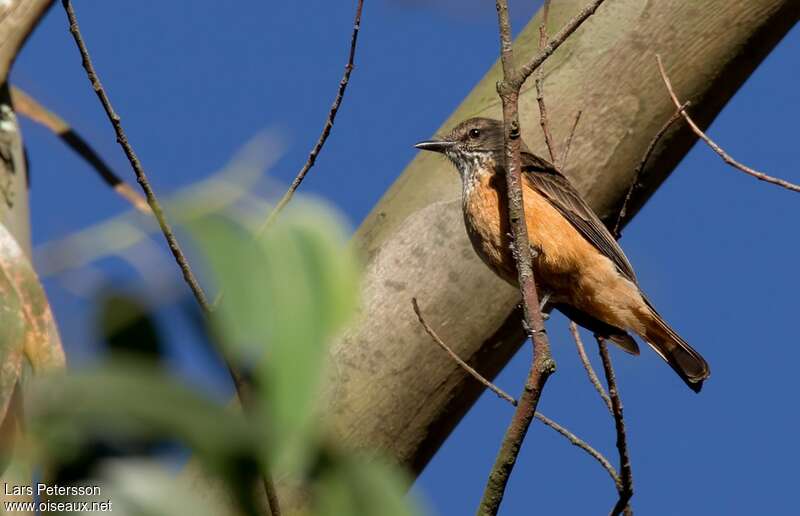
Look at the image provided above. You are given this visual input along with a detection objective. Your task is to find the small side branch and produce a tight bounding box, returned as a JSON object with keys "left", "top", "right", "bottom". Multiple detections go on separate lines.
{"left": 535, "top": 77, "right": 557, "bottom": 164}
{"left": 560, "top": 110, "right": 582, "bottom": 170}
{"left": 533, "top": 412, "right": 620, "bottom": 487}
{"left": 260, "top": 0, "right": 364, "bottom": 233}
{"left": 11, "top": 86, "right": 150, "bottom": 214}
{"left": 535, "top": 1, "right": 557, "bottom": 164}
{"left": 656, "top": 55, "right": 800, "bottom": 194}
{"left": 597, "top": 339, "right": 633, "bottom": 516}
{"left": 613, "top": 101, "right": 689, "bottom": 237}
{"left": 412, "top": 298, "right": 516, "bottom": 406}
{"left": 515, "top": 0, "right": 607, "bottom": 88}
{"left": 61, "top": 0, "right": 212, "bottom": 313}
{"left": 412, "top": 298, "right": 620, "bottom": 487}
{"left": 569, "top": 322, "right": 612, "bottom": 413}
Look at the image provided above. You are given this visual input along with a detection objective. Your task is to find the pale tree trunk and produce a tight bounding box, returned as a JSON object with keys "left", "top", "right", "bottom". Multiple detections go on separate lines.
{"left": 0, "top": 2, "right": 54, "bottom": 514}
{"left": 0, "top": 0, "right": 52, "bottom": 256}
{"left": 194, "top": 0, "right": 800, "bottom": 510}
{"left": 328, "top": 0, "right": 799, "bottom": 477}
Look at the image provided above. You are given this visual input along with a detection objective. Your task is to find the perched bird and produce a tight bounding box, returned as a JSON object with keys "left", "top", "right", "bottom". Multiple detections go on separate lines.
{"left": 416, "top": 117, "right": 710, "bottom": 391}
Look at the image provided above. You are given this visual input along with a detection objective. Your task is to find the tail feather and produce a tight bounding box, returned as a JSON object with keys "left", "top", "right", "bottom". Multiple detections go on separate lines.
{"left": 643, "top": 303, "right": 710, "bottom": 392}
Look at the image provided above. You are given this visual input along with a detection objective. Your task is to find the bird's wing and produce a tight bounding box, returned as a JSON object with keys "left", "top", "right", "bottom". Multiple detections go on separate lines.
{"left": 521, "top": 152, "right": 637, "bottom": 284}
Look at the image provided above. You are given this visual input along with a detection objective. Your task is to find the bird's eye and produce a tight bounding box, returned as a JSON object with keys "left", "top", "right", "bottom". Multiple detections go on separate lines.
{"left": 468, "top": 128, "right": 481, "bottom": 139}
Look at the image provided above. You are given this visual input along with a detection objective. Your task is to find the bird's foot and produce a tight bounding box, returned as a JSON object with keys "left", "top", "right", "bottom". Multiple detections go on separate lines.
{"left": 539, "top": 292, "right": 551, "bottom": 316}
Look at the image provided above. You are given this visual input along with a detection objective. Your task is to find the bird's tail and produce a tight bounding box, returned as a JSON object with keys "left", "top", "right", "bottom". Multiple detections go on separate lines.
{"left": 642, "top": 301, "right": 710, "bottom": 392}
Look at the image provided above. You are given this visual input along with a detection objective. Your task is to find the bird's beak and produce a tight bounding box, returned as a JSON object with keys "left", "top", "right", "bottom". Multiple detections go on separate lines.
{"left": 414, "top": 139, "right": 456, "bottom": 154}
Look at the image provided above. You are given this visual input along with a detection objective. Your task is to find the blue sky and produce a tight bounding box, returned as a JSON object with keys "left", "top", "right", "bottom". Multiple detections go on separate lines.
{"left": 12, "top": 2, "right": 800, "bottom": 514}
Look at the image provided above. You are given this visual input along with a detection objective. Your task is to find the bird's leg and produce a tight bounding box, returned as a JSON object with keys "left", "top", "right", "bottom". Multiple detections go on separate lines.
{"left": 517, "top": 291, "right": 552, "bottom": 326}
{"left": 528, "top": 244, "right": 550, "bottom": 318}
{"left": 539, "top": 291, "right": 551, "bottom": 313}
{"left": 509, "top": 241, "right": 550, "bottom": 320}
{"left": 538, "top": 292, "right": 552, "bottom": 321}
{"left": 505, "top": 236, "right": 542, "bottom": 260}
{"left": 508, "top": 236, "right": 550, "bottom": 322}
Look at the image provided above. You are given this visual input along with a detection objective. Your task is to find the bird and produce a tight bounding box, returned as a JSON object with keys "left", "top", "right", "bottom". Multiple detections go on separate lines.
{"left": 415, "top": 117, "right": 710, "bottom": 391}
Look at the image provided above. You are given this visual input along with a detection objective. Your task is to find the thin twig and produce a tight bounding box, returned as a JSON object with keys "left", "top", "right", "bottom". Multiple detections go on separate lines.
{"left": 533, "top": 412, "right": 620, "bottom": 487}
{"left": 259, "top": 0, "right": 364, "bottom": 233}
{"left": 262, "top": 480, "right": 281, "bottom": 516}
{"left": 412, "top": 298, "right": 621, "bottom": 486}
{"left": 613, "top": 101, "right": 689, "bottom": 237}
{"left": 60, "top": 2, "right": 279, "bottom": 514}
{"left": 535, "top": 78, "right": 557, "bottom": 163}
{"left": 656, "top": 54, "right": 800, "bottom": 194}
{"left": 10, "top": 86, "right": 150, "bottom": 213}
{"left": 535, "top": 0, "right": 558, "bottom": 165}
{"left": 412, "top": 298, "right": 517, "bottom": 406}
{"left": 61, "top": 0, "right": 210, "bottom": 313}
{"left": 514, "top": 0, "right": 607, "bottom": 88}
{"left": 560, "top": 110, "right": 582, "bottom": 170}
{"left": 569, "top": 322, "right": 612, "bottom": 413}
{"left": 478, "top": 1, "right": 606, "bottom": 514}
{"left": 598, "top": 338, "right": 634, "bottom": 516}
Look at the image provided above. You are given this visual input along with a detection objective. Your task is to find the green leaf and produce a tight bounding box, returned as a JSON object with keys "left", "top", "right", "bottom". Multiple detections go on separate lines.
{"left": 25, "top": 363, "right": 259, "bottom": 484}
{"left": 315, "top": 454, "right": 420, "bottom": 516}
{"left": 188, "top": 201, "right": 358, "bottom": 475}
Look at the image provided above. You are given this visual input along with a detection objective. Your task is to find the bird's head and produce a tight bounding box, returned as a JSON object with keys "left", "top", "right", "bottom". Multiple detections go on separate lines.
{"left": 415, "top": 117, "right": 505, "bottom": 182}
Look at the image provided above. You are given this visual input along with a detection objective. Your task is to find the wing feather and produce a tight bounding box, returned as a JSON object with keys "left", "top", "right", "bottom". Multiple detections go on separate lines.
{"left": 521, "top": 152, "right": 637, "bottom": 284}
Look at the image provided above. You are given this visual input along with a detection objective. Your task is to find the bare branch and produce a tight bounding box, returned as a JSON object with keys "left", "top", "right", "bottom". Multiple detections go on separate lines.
{"left": 656, "top": 54, "right": 800, "bottom": 194}
{"left": 533, "top": 412, "right": 620, "bottom": 487}
{"left": 60, "top": 2, "right": 278, "bottom": 513}
{"left": 535, "top": 78, "right": 557, "bottom": 164}
{"left": 259, "top": 0, "right": 364, "bottom": 233}
{"left": 262, "top": 479, "right": 281, "bottom": 516}
{"left": 412, "top": 298, "right": 517, "bottom": 406}
{"left": 613, "top": 101, "right": 689, "bottom": 237}
{"left": 598, "top": 338, "right": 634, "bottom": 516}
{"left": 569, "top": 322, "right": 612, "bottom": 413}
{"left": 478, "top": 1, "right": 606, "bottom": 514}
{"left": 10, "top": 86, "right": 150, "bottom": 214}
{"left": 61, "top": 0, "right": 210, "bottom": 312}
{"left": 413, "top": 298, "right": 621, "bottom": 487}
{"left": 515, "top": 0, "right": 607, "bottom": 87}
{"left": 477, "top": 3, "right": 556, "bottom": 515}
{"left": 560, "top": 110, "right": 582, "bottom": 170}
{"left": 496, "top": 7, "right": 629, "bottom": 511}
{"left": 535, "top": 0, "right": 557, "bottom": 164}
{"left": 477, "top": 357, "right": 548, "bottom": 516}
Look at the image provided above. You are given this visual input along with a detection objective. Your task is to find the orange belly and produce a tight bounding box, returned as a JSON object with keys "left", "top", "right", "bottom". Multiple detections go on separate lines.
{"left": 463, "top": 173, "right": 648, "bottom": 334}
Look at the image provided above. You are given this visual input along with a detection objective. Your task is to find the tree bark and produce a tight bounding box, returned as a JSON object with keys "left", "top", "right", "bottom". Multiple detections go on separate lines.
{"left": 328, "top": 0, "right": 799, "bottom": 476}
{"left": 0, "top": 2, "right": 55, "bottom": 514}
{"left": 0, "top": 0, "right": 51, "bottom": 256}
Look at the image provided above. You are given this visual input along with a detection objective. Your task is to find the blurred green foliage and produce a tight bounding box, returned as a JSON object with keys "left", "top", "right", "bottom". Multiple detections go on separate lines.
{"left": 192, "top": 203, "right": 359, "bottom": 476}
{"left": 23, "top": 199, "right": 420, "bottom": 516}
